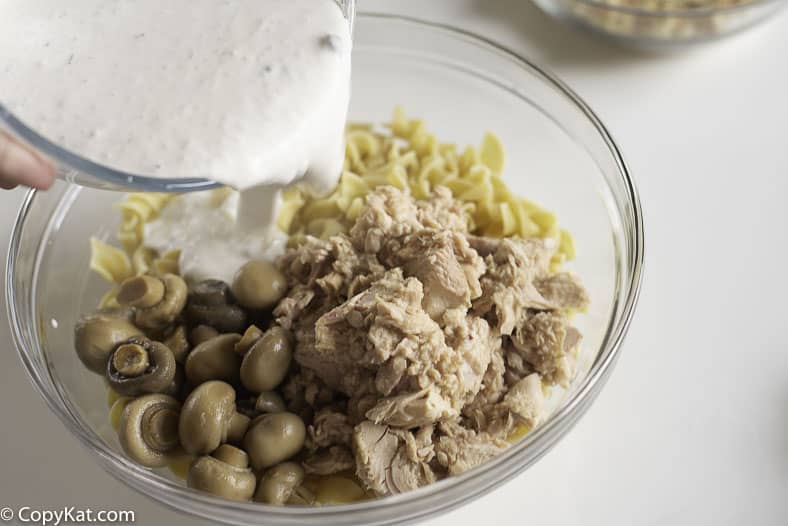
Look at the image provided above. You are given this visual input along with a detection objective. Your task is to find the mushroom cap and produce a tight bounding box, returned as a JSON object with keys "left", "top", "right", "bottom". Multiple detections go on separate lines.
{"left": 135, "top": 274, "right": 188, "bottom": 330}
{"left": 189, "top": 325, "right": 220, "bottom": 346}
{"left": 185, "top": 333, "right": 242, "bottom": 386}
{"left": 186, "top": 279, "right": 247, "bottom": 333}
{"left": 107, "top": 336, "right": 177, "bottom": 397}
{"left": 185, "top": 303, "right": 247, "bottom": 334}
{"left": 231, "top": 260, "right": 287, "bottom": 310}
{"left": 254, "top": 461, "right": 305, "bottom": 505}
{"left": 239, "top": 326, "right": 292, "bottom": 393}
{"left": 118, "top": 394, "right": 181, "bottom": 468}
{"left": 243, "top": 412, "right": 306, "bottom": 471}
{"left": 187, "top": 446, "right": 256, "bottom": 501}
{"left": 190, "top": 279, "right": 233, "bottom": 307}
{"left": 254, "top": 391, "right": 287, "bottom": 414}
{"left": 74, "top": 312, "right": 142, "bottom": 374}
{"left": 179, "top": 380, "right": 238, "bottom": 455}
{"left": 163, "top": 325, "right": 191, "bottom": 364}
{"left": 234, "top": 325, "right": 264, "bottom": 356}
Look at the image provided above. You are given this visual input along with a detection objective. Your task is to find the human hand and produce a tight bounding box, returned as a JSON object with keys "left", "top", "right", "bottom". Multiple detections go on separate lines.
{"left": 0, "top": 130, "right": 56, "bottom": 190}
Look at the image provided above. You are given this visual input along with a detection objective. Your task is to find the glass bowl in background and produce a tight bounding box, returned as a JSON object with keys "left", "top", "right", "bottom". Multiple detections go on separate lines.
{"left": 532, "top": 0, "right": 784, "bottom": 46}
{"left": 6, "top": 14, "right": 644, "bottom": 526}
{"left": 0, "top": 0, "right": 355, "bottom": 193}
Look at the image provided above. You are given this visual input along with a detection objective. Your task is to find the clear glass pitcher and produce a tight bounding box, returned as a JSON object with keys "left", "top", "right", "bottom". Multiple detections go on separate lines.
{"left": 0, "top": 0, "right": 356, "bottom": 193}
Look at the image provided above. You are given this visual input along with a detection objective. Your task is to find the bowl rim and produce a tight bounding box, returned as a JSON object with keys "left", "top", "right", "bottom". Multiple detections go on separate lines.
{"left": 561, "top": 0, "right": 783, "bottom": 17}
{"left": 6, "top": 12, "right": 645, "bottom": 525}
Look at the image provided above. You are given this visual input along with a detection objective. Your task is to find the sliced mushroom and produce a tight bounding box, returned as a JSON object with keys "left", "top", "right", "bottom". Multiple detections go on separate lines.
{"left": 186, "top": 279, "right": 247, "bottom": 333}
{"left": 74, "top": 312, "right": 142, "bottom": 374}
{"left": 231, "top": 260, "right": 287, "bottom": 310}
{"left": 235, "top": 325, "right": 264, "bottom": 356}
{"left": 254, "top": 462, "right": 305, "bottom": 505}
{"left": 243, "top": 412, "right": 305, "bottom": 470}
{"left": 118, "top": 394, "right": 181, "bottom": 467}
{"left": 240, "top": 326, "right": 292, "bottom": 393}
{"left": 185, "top": 333, "right": 242, "bottom": 386}
{"left": 107, "top": 336, "right": 177, "bottom": 397}
{"left": 163, "top": 325, "right": 190, "bottom": 363}
{"left": 189, "top": 325, "right": 220, "bottom": 346}
{"left": 122, "top": 274, "right": 187, "bottom": 330}
{"left": 187, "top": 445, "right": 256, "bottom": 501}
{"left": 179, "top": 381, "right": 250, "bottom": 455}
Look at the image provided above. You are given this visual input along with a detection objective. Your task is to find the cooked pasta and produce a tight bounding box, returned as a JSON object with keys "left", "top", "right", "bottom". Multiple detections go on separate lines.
{"left": 151, "top": 249, "right": 181, "bottom": 276}
{"left": 281, "top": 107, "right": 574, "bottom": 267}
{"left": 89, "top": 238, "right": 133, "bottom": 284}
{"left": 115, "top": 193, "right": 174, "bottom": 254}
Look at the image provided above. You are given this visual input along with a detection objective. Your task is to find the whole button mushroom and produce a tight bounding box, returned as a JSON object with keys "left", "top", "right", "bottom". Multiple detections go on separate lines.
{"left": 254, "top": 462, "right": 306, "bottom": 505}
{"left": 240, "top": 326, "right": 293, "bottom": 393}
{"left": 190, "top": 279, "right": 233, "bottom": 306}
{"left": 243, "top": 412, "right": 306, "bottom": 470}
{"left": 118, "top": 394, "right": 181, "bottom": 468}
{"left": 74, "top": 311, "right": 142, "bottom": 374}
{"left": 117, "top": 274, "right": 188, "bottom": 330}
{"left": 234, "top": 325, "right": 264, "bottom": 356}
{"left": 187, "top": 444, "right": 256, "bottom": 501}
{"left": 186, "top": 280, "right": 247, "bottom": 334}
{"left": 254, "top": 391, "right": 287, "bottom": 414}
{"left": 106, "top": 336, "right": 177, "bottom": 397}
{"left": 231, "top": 260, "right": 287, "bottom": 310}
{"left": 162, "top": 364, "right": 186, "bottom": 400}
{"left": 162, "top": 325, "right": 191, "bottom": 364}
{"left": 185, "top": 333, "right": 242, "bottom": 386}
{"left": 189, "top": 325, "right": 220, "bottom": 346}
{"left": 179, "top": 381, "right": 250, "bottom": 455}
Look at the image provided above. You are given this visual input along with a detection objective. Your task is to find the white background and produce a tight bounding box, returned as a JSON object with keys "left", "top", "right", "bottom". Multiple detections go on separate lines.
{"left": 2, "top": 1, "right": 788, "bottom": 524}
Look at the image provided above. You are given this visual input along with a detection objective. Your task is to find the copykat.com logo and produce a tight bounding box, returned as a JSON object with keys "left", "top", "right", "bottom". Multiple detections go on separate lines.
{"left": 0, "top": 506, "right": 135, "bottom": 525}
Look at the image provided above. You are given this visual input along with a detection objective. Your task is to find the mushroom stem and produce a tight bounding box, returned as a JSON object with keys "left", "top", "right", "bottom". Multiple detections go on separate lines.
{"left": 142, "top": 405, "right": 181, "bottom": 452}
{"left": 213, "top": 444, "right": 249, "bottom": 468}
{"left": 117, "top": 275, "right": 165, "bottom": 308}
{"left": 112, "top": 343, "right": 150, "bottom": 378}
{"left": 227, "top": 412, "right": 251, "bottom": 444}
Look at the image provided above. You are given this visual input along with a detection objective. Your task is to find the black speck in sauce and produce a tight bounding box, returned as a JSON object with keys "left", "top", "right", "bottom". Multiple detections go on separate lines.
{"left": 320, "top": 34, "right": 340, "bottom": 52}
{"left": 67, "top": 54, "right": 74, "bottom": 65}
{"left": 134, "top": 33, "right": 145, "bottom": 39}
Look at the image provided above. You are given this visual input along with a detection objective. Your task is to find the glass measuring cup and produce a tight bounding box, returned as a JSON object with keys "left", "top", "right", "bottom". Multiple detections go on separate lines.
{"left": 0, "top": 0, "right": 356, "bottom": 193}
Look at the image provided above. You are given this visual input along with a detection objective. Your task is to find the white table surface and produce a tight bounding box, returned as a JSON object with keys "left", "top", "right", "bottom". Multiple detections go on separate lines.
{"left": 2, "top": 1, "right": 788, "bottom": 524}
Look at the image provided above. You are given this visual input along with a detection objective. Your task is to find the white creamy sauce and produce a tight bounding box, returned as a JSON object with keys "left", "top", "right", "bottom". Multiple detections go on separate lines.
{"left": 143, "top": 189, "right": 288, "bottom": 284}
{"left": 1, "top": 0, "right": 352, "bottom": 280}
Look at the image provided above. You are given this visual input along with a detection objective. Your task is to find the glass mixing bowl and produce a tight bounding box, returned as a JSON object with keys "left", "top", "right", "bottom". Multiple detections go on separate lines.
{"left": 0, "top": 0, "right": 355, "bottom": 193}
{"left": 533, "top": 0, "right": 784, "bottom": 46}
{"left": 6, "top": 13, "right": 644, "bottom": 526}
